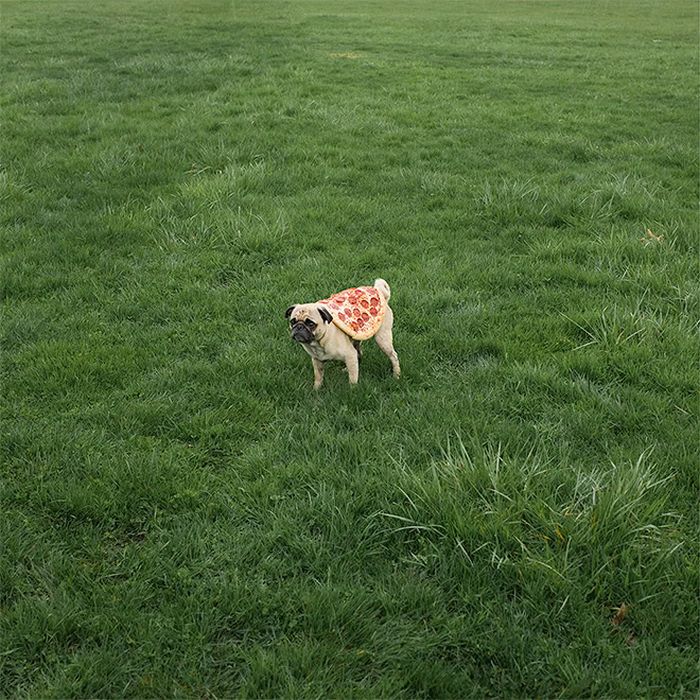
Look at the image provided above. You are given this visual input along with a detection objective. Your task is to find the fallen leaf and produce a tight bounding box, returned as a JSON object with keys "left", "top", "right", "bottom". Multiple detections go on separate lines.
{"left": 640, "top": 228, "right": 664, "bottom": 246}
{"left": 611, "top": 602, "right": 630, "bottom": 626}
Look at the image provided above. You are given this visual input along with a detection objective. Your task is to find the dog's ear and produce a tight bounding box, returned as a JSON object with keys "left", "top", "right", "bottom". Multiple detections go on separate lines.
{"left": 284, "top": 305, "right": 296, "bottom": 319}
{"left": 318, "top": 306, "right": 333, "bottom": 324}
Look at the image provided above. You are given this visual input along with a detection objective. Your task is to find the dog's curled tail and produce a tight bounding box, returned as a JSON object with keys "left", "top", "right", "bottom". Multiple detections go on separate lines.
{"left": 374, "top": 278, "right": 391, "bottom": 301}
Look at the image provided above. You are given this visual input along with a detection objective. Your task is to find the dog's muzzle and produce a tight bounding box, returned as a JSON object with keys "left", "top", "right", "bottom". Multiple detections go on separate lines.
{"left": 291, "top": 323, "right": 313, "bottom": 343}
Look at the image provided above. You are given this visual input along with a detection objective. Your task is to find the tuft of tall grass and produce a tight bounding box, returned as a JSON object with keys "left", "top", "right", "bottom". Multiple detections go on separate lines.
{"left": 382, "top": 439, "right": 685, "bottom": 607}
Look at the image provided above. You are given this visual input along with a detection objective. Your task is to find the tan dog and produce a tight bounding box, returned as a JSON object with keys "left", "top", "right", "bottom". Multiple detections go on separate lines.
{"left": 285, "top": 278, "right": 400, "bottom": 389}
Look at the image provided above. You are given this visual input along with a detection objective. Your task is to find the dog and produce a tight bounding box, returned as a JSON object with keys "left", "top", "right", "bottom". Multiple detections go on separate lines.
{"left": 285, "top": 278, "right": 400, "bottom": 389}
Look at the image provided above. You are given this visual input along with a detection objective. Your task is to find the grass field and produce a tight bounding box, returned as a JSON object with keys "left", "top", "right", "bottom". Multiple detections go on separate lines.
{"left": 1, "top": 0, "right": 699, "bottom": 696}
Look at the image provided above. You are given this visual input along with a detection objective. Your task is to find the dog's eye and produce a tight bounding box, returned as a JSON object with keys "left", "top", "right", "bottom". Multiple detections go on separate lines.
{"left": 304, "top": 319, "right": 316, "bottom": 328}
{"left": 290, "top": 318, "right": 297, "bottom": 325}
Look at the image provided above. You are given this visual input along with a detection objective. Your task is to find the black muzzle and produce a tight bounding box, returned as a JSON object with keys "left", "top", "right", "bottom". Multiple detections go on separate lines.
{"left": 291, "top": 323, "right": 314, "bottom": 343}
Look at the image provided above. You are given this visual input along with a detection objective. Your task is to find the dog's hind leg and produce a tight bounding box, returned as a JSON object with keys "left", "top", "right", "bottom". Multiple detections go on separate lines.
{"left": 345, "top": 350, "right": 359, "bottom": 386}
{"left": 374, "top": 307, "right": 400, "bottom": 379}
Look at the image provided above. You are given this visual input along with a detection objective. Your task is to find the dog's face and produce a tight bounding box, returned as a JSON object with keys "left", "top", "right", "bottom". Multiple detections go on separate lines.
{"left": 285, "top": 304, "right": 333, "bottom": 344}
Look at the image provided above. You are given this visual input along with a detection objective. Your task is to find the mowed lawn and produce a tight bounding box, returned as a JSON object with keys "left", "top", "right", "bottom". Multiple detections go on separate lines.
{"left": 1, "top": 0, "right": 698, "bottom": 696}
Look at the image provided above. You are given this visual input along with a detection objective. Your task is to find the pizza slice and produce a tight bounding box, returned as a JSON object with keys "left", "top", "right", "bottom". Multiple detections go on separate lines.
{"left": 318, "top": 285, "right": 387, "bottom": 341}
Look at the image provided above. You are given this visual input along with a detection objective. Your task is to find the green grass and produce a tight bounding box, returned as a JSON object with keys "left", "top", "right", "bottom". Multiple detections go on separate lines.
{"left": 1, "top": 0, "right": 698, "bottom": 696}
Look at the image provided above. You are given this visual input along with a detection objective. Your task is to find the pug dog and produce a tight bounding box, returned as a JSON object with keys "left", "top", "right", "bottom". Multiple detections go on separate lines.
{"left": 285, "top": 278, "right": 401, "bottom": 389}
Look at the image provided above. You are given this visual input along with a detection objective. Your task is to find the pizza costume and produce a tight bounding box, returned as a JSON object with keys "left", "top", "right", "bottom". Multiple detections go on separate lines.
{"left": 318, "top": 286, "right": 387, "bottom": 341}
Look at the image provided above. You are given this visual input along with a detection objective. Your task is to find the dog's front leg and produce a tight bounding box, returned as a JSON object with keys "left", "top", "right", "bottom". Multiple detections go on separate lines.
{"left": 311, "top": 357, "right": 325, "bottom": 390}
{"left": 344, "top": 351, "right": 359, "bottom": 386}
